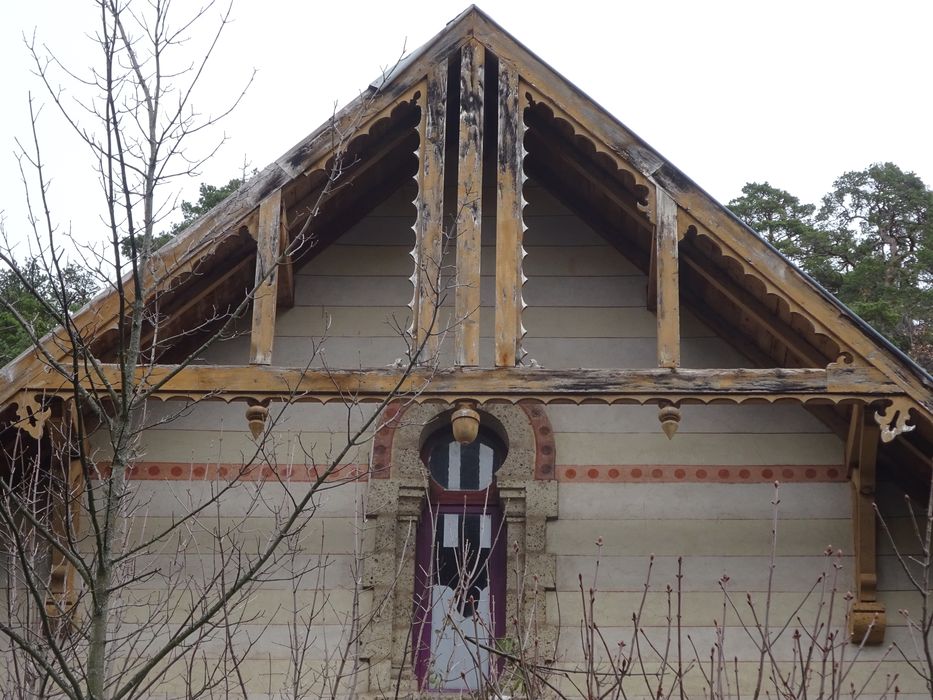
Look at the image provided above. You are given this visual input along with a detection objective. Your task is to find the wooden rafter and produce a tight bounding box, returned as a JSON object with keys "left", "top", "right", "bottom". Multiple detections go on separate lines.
{"left": 494, "top": 60, "right": 525, "bottom": 367}
{"left": 521, "top": 84, "right": 652, "bottom": 207}
{"left": 249, "top": 191, "right": 282, "bottom": 365}
{"left": 523, "top": 94, "right": 652, "bottom": 232}
{"left": 679, "top": 247, "right": 827, "bottom": 367}
{"left": 455, "top": 40, "right": 485, "bottom": 367}
{"left": 285, "top": 95, "right": 422, "bottom": 241}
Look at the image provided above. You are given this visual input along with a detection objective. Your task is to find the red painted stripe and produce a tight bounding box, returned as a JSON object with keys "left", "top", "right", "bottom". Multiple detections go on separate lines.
{"left": 556, "top": 465, "right": 845, "bottom": 483}
{"left": 96, "top": 462, "right": 368, "bottom": 482}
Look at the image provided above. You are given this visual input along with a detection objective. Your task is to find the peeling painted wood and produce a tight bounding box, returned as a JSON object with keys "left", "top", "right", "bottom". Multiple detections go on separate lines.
{"left": 656, "top": 188, "right": 680, "bottom": 368}
{"left": 277, "top": 211, "right": 294, "bottom": 309}
{"left": 850, "top": 410, "right": 886, "bottom": 644}
{"left": 413, "top": 63, "right": 448, "bottom": 359}
{"left": 494, "top": 61, "right": 525, "bottom": 367}
{"left": 25, "top": 364, "right": 902, "bottom": 405}
{"left": 250, "top": 191, "right": 282, "bottom": 365}
{"left": 455, "top": 41, "right": 484, "bottom": 367}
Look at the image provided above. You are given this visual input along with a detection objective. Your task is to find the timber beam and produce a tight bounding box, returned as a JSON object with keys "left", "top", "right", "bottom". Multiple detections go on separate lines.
{"left": 455, "top": 40, "right": 485, "bottom": 367}
{"left": 249, "top": 191, "right": 283, "bottom": 365}
{"left": 655, "top": 187, "right": 681, "bottom": 369}
{"left": 276, "top": 209, "right": 294, "bottom": 309}
{"left": 412, "top": 65, "right": 447, "bottom": 359}
{"left": 494, "top": 59, "right": 526, "bottom": 367}
{"left": 846, "top": 404, "right": 886, "bottom": 645}
{"left": 18, "top": 364, "right": 908, "bottom": 407}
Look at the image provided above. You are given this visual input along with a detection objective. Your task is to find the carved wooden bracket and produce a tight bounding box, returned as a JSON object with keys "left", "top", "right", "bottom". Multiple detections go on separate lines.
{"left": 873, "top": 397, "right": 916, "bottom": 443}
{"left": 13, "top": 391, "right": 51, "bottom": 439}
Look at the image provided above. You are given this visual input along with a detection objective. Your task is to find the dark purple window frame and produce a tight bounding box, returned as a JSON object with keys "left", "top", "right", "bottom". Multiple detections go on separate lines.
{"left": 412, "top": 502, "right": 507, "bottom": 689}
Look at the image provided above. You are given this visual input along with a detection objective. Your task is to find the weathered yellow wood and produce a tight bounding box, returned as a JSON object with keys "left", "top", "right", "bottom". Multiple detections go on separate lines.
{"left": 250, "top": 191, "right": 282, "bottom": 365}
{"left": 28, "top": 364, "right": 901, "bottom": 405}
{"left": 518, "top": 82, "right": 653, "bottom": 201}
{"left": 853, "top": 417, "right": 879, "bottom": 602}
{"left": 850, "top": 411, "right": 885, "bottom": 644}
{"left": 414, "top": 63, "right": 448, "bottom": 359}
{"left": 655, "top": 188, "right": 680, "bottom": 368}
{"left": 469, "top": 15, "right": 932, "bottom": 416}
{"left": 844, "top": 403, "right": 864, "bottom": 477}
{"left": 646, "top": 238, "right": 657, "bottom": 313}
{"left": 277, "top": 213, "right": 294, "bottom": 309}
{"left": 455, "top": 40, "right": 484, "bottom": 367}
{"left": 495, "top": 61, "right": 524, "bottom": 367}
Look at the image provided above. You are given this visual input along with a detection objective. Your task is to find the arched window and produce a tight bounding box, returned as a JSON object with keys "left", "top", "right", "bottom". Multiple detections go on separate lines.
{"left": 413, "top": 426, "right": 507, "bottom": 691}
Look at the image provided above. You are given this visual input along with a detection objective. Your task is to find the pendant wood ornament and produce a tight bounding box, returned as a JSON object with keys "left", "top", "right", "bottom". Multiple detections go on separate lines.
{"left": 245, "top": 401, "right": 269, "bottom": 440}
{"left": 451, "top": 400, "right": 480, "bottom": 445}
{"left": 658, "top": 403, "right": 681, "bottom": 440}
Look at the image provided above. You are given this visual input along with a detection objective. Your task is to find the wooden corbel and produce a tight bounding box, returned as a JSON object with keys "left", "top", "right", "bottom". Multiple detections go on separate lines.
{"left": 846, "top": 404, "right": 886, "bottom": 644}
{"left": 13, "top": 391, "right": 51, "bottom": 439}
{"left": 873, "top": 397, "right": 916, "bottom": 443}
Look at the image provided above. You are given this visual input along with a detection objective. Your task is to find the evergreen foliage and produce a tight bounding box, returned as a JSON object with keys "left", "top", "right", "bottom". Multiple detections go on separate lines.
{"left": 730, "top": 163, "right": 933, "bottom": 370}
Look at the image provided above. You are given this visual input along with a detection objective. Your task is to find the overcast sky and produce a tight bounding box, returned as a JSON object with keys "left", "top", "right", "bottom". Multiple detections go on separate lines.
{"left": 1, "top": 0, "right": 931, "bottom": 256}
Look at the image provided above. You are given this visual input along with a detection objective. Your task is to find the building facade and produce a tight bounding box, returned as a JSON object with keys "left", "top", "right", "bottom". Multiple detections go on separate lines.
{"left": 2, "top": 7, "right": 932, "bottom": 699}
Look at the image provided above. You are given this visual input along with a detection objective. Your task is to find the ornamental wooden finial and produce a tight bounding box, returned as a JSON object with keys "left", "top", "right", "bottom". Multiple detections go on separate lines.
{"left": 245, "top": 401, "right": 269, "bottom": 440}
{"left": 658, "top": 402, "right": 681, "bottom": 440}
{"left": 451, "top": 400, "right": 480, "bottom": 445}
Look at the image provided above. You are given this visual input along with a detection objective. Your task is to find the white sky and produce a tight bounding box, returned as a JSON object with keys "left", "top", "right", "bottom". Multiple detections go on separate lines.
{"left": 1, "top": 0, "right": 932, "bottom": 257}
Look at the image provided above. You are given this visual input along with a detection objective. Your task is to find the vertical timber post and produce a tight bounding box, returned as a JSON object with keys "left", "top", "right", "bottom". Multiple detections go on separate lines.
{"left": 455, "top": 40, "right": 484, "bottom": 367}
{"left": 276, "top": 210, "right": 294, "bottom": 309}
{"left": 250, "top": 190, "right": 282, "bottom": 365}
{"left": 655, "top": 187, "right": 680, "bottom": 369}
{"left": 413, "top": 64, "right": 448, "bottom": 361}
{"left": 494, "top": 62, "right": 525, "bottom": 367}
{"left": 848, "top": 404, "right": 886, "bottom": 644}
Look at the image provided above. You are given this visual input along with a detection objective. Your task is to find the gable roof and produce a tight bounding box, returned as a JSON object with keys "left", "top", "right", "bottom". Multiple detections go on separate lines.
{"left": 1, "top": 6, "right": 930, "bottom": 475}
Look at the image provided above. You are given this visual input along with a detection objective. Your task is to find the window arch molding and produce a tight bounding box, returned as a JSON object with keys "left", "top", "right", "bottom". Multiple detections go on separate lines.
{"left": 363, "top": 401, "right": 558, "bottom": 695}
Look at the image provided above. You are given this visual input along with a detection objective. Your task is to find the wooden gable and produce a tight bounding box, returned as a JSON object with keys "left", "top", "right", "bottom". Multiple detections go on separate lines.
{"left": 1, "top": 5, "right": 930, "bottom": 459}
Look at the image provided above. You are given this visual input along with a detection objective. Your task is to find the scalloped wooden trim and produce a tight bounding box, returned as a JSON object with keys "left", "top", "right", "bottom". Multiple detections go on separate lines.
{"left": 522, "top": 83, "right": 652, "bottom": 213}
{"left": 685, "top": 217, "right": 845, "bottom": 364}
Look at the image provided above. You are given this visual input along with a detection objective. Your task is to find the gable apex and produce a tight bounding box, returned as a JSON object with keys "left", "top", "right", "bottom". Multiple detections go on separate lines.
{"left": 1, "top": 6, "right": 930, "bottom": 462}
